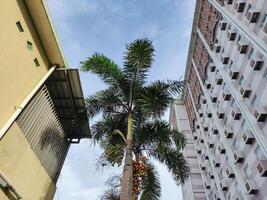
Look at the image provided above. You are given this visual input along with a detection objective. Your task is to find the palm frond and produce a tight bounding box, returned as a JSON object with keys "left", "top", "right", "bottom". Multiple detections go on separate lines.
{"left": 123, "top": 39, "right": 154, "bottom": 85}
{"left": 140, "top": 162, "right": 161, "bottom": 200}
{"left": 151, "top": 145, "right": 190, "bottom": 185}
{"left": 81, "top": 53, "right": 123, "bottom": 85}
{"left": 86, "top": 87, "right": 128, "bottom": 119}
{"left": 171, "top": 130, "right": 187, "bottom": 150}
{"left": 136, "top": 82, "right": 172, "bottom": 119}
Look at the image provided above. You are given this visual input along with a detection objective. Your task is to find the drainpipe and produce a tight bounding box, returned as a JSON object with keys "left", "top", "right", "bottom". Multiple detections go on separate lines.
{"left": 0, "top": 170, "right": 22, "bottom": 199}
{"left": 0, "top": 66, "right": 56, "bottom": 139}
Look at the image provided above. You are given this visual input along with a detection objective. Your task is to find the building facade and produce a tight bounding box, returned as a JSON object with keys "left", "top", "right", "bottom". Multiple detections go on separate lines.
{"left": 171, "top": 0, "right": 267, "bottom": 199}
{"left": 0, "top": 1, "right": 90, "bottom": 200}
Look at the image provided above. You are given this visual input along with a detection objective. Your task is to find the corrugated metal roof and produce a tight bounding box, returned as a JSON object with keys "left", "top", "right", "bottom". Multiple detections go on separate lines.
{"left": 45, "top": 68, "right": 90, "bottom": 141}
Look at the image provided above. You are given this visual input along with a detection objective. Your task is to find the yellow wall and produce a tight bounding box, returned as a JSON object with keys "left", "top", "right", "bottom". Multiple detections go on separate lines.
{"left": 0, "top": 0, "right": 50, "bottom": 128}
{"left": 0, "top": 123, "right": 56, "bottom": 200}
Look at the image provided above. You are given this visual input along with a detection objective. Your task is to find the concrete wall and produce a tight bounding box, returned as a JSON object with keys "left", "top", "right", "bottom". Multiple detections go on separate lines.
{"left": 0, "top": 123, "right": 56, "bottom": 200}
{"left": 0, "top": 0, "right": 49, "bottom": 129}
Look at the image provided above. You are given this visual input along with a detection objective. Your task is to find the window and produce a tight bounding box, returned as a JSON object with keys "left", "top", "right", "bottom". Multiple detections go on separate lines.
{"left": 263, "top": 69, "right": 267, "bottom": 81}
{"left": 236, "top": 34, "right": 241, "bottom": 44}
{"left": 245, "top": 4, "right": 252, "bottom": 16}
{"left": 233, "top": 138, "right": 241, "bottom": 150}
{"left": 238, "top": 75, "right": 244, "bottom": 85}
{"left": 255, "top": 145, "right": 265, "bottom": 160}
{"left": 250, "top": 94, "right": 259, "bottom": 108}
{"left": 261, "top": 14, "right": 267, "bottom": 27}
{"left": 241, "top": 119, "right": 249, "bottom": 131}
{"left": 229, "top": 60, "right": 234, "bottom": 69}
{"left": 248, "top": 47, "right": 254, "bottom": 60}
{"left": 244, "top": 164, "right": 252, "bottom": 178}
{"left": 34, "top": 58, "right": 40, "bottom": 67}
{"left": 27, "top": 41, "right": 33, "bottom": 50}
{"left": 16, "top": 21, "right": 24, "bottom": 32}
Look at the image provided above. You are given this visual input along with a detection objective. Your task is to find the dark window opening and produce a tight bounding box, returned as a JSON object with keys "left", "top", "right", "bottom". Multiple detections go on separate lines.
{"left": 16, "top": 21, "right": 24, "bottom": 32}
{"left": 34, "top": 58, "right": 40, "bottom": 67}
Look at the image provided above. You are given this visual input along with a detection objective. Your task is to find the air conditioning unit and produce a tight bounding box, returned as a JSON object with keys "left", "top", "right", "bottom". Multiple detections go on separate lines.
{"left": 219, "top": 20, "right": 227, "bottom": 30}
{"left": 202, "top": 98, "right": 207, "bottom": 104}
{"left": 225, "top": 167, "right": 235, "bottom": 178}
{"left": 214, "top": 44, "right": 221, "bottom": 53}
{"left": 246, "top": 9, "right": 260, "bottom": 23}
{"left": 206, "top": 83, "right": 211, "bottom": 89}
{"left": 253, "top": 106, "right": 267, "bottom": 122}
{"left": 218, "top": 144, "right": 226, "bottom": 154}
{"left": 242, "top": 130, "right": 254, "bottom": 144}
{"left": 234, "top": 1, "right": 246, "bottom": 12}
{"left": 227, "top": 30, "right": 236, "bottom": 41}
{"left": 224, "top": 128, "right": 233, "bottom": 138}
{"left": 245, "top": 180, "right": 258, "bottom": 194}
{"left": 231, "top": 107, "right": 241, "bottom": 120}
{"left": 208, "top": 139, "right": 215, "bottom": 148}
{"left": 204, "top": 180, "right": 211, "bottom": 189}
{"left": 222, "top": 91, "right": 231, "bottom": 101}
{"left": 212, "top": 128, "right": 218, "bottom": 135}
{"left": 217, "top": 110, "right": 225, "bottom": 119}
{"left": 211, "top": 95, "right": 218, "bottom": 103}
{"left": 257, "top": 160, "right": 267, "bottom": 177}
{"left": 250, "top": 57, "right": 263, "bottom": 71}
{"left": 213, "top": 157, "right": 220, "bottom": 167}
{"left": 208, "top": 171, "right": 214, "bottom": 179}
{"left": 229, "top": 68, "right": 239, "bottom": 79}
{"left": 225, "top": 0, "right": 233, "bottom": 4}
{"left": 237, "top": 41, "right": 248, "bottom": 54}
{"left": 234, "top": 151, "right": 244, "bottom": 164}
{"left": 197, "top": 148, "right": 202, "bottom": 154}
{"left": 207, "top": 112, "right": 212, "bottom": 118}
{"left": 240, "top": 85, "right": 251, "bottom": 98}
{"left": 220, "top": 180, "right": 228, "bottom": 191}
{"left": 203, "top": 123, "right": 209, "bottom": 131}
{"left": 216, "top": 76, "right": 223, "bottom": 85}
{"left": 221, "top": 55, "right": 230, "bottom": 64}
{"left": 210, "top": 65, "right": 216, "bottom": 72}
{"left": 201, "top": 164, "right": 206, "bottom": 170}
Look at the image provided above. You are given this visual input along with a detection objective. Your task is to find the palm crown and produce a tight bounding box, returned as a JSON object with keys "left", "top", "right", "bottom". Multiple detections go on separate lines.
{"left": 81, "top": 39, "right": 190, "bottom": 200}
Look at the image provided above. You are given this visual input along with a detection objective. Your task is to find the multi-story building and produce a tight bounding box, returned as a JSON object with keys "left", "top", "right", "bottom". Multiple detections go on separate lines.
{"left": 0, "top": 1, "right": 90, "bottom": 200}
{"left": 171, "top": 0, "right": 267, "bottom": 199}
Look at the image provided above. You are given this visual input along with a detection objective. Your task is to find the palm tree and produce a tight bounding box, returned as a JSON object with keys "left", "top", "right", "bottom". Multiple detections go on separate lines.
{"left": 81, "top": 39, "right": 190, "bottom": 200}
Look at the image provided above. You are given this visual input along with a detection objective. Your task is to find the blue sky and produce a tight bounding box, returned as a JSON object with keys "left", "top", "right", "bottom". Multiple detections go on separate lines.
{"left": 46, "top": 0, "right": 196, "bottom": 199}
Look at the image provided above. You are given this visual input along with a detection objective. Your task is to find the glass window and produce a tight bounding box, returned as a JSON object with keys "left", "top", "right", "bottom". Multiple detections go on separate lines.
{"left": 263, "top": 69, "right": 267, "bottom": 81}
{"left": 34, "top": 58, "right": 40, "bottom": 67}
{"left": 241, "top": 119, "right": 249, "bottom": 131}
{"left": 245, "top": 4, "right": 252, "bottom": 16}
{"left": 229, "top": 60, "right": 234, "bottom": 69}
{"left": 244, "top": 163, "right": 252, "bottom": 178}
{"left": 248, "top": 47, "right": 254, "bottom": 60}
{"left": 233, "top": 138, "right": 241, "bottom": 150}
{"left": 236, "top": 34, "right": 241, "bottom": 44}
{"left": 261, "top": 14, "right": 267, "bottom": 27}
{"left": 16, "top": 21, "right": 24, "bottom": 32}
{"left": 27, "top": 41, "right": 33, "bottom": 50}
{"left": 238, "top": 75, "right": 244, "bottom": 85}
{"left": 255, "top": 145, "right": 265, "bottom": 160}
{"left": 250, "top": 94, "right": 259, "bottom": 108}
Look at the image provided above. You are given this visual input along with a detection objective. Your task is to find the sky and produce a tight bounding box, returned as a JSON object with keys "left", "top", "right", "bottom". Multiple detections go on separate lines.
{"left": 46, "top": 0, "right": 196, "bottom": 199}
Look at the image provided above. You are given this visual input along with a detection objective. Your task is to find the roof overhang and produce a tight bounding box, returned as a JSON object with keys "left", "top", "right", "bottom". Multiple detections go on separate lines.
{"left": 45, "top": 69, "right": 91, "bottom": 142}
{"left": 23, "top": 0, "right": 66, "bottom": 68}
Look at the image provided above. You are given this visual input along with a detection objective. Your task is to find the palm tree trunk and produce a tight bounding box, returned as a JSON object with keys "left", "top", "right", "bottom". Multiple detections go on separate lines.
{"left": 120, "top": 114, "right": 133, "bottom": 200}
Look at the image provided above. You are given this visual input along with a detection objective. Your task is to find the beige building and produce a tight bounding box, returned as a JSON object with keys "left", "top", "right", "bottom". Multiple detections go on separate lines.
{"left": 171, "top": 0, "right": 267, "bottom": 199}
{"left": 0, "top": 1, "right": 90, "bottom": 200}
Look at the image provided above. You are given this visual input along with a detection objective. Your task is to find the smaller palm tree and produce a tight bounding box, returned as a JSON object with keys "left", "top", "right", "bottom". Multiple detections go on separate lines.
{"left": 81, "top": 38, "right": 190, "bottom": 200}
